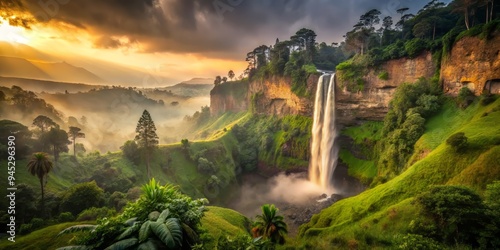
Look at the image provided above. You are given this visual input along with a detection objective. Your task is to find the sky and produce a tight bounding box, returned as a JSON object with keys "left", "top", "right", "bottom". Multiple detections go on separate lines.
{"left": 0, "top": 0, "right": 450, "bottom": 85}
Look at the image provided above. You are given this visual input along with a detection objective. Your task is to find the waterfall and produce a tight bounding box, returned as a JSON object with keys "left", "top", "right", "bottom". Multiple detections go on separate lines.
{"left": 309, "top": 73, "right": 338, "bottom": 190}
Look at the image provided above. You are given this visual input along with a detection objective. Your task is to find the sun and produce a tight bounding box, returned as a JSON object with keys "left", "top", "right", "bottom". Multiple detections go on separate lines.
{"left": 0, "top": 18, "right": 30, "bottom": 44}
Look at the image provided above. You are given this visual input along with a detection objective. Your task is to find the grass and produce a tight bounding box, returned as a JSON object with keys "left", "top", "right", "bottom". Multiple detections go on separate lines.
{"left": 296, "top": 97, "right": 500, "bottom": 248}
{"left": 0, "top": 206, "right": 250, "bottom": 250}
{"left": 342, "top": 121, "right": 383, "bottom": 144}
{"left": 0, "top": 221, "right": 93, "bottom": 250}
{"left": 339, "top": 149, "right": 377, "bottom": 184}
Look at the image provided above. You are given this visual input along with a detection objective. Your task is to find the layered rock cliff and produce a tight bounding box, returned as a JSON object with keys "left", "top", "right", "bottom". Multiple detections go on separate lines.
{"left": 336, "top": 52, "right": 436, "bottom": 125}
{"left": 249, "top": 75, "right": 318, "bottom": 117}
{"left": 210, "top": 80, "right": 248, "bottom": 115}
{"left": 441, "top": 33, "right": 500, "bottom": 95}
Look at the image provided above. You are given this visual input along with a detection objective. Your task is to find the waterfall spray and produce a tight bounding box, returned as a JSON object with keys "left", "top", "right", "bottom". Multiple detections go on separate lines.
{"left": 309, "top": 73, "right": 338, "bottom": 191}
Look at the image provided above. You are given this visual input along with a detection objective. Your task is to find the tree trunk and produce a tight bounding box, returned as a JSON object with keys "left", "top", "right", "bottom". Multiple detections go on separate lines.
{"left": 486, "top": 4, "right": 489, "bottom": 23}
{"left": 433, "top": 23, "right": 436, "bottom": 41}
{"left": 73, "top": 138, "right": 76, "bottom": 157}
{"left": 146, "top": 151, "right": 150, "bottom": 179}
{"left": 40, "top": 177, "right": 45, "bottom": 218}
{"left": 491, "top": 0, "right": 495, "bottom": 22}
{"left": 465, "top": 11, "right": 470, "bottom": 30}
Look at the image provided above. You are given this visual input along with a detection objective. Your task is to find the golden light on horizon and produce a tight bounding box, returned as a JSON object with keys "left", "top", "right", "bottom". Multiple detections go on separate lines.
{"left": 0, "top": 18, "right": 30, "bottom": 44}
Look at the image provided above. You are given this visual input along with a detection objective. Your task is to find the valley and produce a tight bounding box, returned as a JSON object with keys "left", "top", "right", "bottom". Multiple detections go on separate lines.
{"left": 1, "top": 1, "right": 500, "bottom": 249}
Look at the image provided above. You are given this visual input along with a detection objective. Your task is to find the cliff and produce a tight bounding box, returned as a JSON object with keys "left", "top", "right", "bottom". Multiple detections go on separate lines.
{"left": 210, "top": 80, "right": 249, "bottom": 115}
{"left": 249, "top": 75, "right": 318, "bottom": 116}
{"left": 441, "top": 33, "right": 500, "bottom": 95}
{"left": 336, "top": 51, "right": 436, "bottom": 125}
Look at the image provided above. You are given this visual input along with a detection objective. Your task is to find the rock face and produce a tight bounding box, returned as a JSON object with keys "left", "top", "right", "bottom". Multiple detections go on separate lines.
{"left": 336, "top": 52, "right": 436, "bottom": 125}
{"left": 249, "top": 76, "right": 318, "bottom": 117}
{"left": 210, "top": 82, "right": 248, "bottom": 115}
{"left": 441, "top": 33, "right": 500, "bottom": 95}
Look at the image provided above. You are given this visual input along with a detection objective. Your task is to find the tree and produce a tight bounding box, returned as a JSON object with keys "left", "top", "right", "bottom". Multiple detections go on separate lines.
{"left": 135, "top": 110, "right": 159, "bottom": 179}
{"left": 32, "top": 115, "right": 57, "bottom": 134}
{"left": 228, "top": 70, "right": 235, "bottom": 81}
{"left": 60, "top": 181, "right": 105, "bottom": 216}
{"left": 41, "top": 127, "right": 70, "bottom": 162}
{"left": 291, "top": 28, "right": 317, "bottom": 62}
{"left": 452, "top": 0, "right": 480, "bottom": 30}
{"left": 121, "top": 140, "right": 140, "bottom": 164}
{"left": 252, "top": 204, "right": 288, "bottom": 245}
{"left": 222, "top": 76, "right": 228, "bottom": 83}
{"left": 27, "top": 152, "right": 53, "bottom": 217}
{"left": 214, "top": 75, "right": 222, "bottom": 85}
{"left": 68, "top": 126, "right": 85, "bottom": 157}
{"left": 181, "top": 139, "right": 190, "bottom": 151}
{"left": 446, "top": 132, "right": 468, "bottom": 152}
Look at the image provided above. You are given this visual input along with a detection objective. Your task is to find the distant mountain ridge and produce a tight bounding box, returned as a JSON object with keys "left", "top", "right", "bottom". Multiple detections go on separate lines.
{"left": 0, "top": 56, "right": 105, "bottom": 84}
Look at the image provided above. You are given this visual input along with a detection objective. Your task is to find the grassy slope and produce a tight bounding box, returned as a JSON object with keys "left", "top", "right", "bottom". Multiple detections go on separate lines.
{"left": 296, "top": 98, "right": 500, "bottom": 249}
{"left": 0, "top": 207, "right": 250, "bottom": 250}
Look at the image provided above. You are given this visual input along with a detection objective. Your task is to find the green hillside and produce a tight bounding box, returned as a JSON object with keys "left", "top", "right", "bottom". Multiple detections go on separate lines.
{"left": 0, "top": 206, "right": 250, "bottom": 250}
{"left": 296, "top": 98, "right": 500, "bottom": 249}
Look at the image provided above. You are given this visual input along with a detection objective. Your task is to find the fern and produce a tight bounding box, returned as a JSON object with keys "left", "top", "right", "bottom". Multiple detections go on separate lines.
{"left": 58, "top": 225, "right": 97, "bottom": 236}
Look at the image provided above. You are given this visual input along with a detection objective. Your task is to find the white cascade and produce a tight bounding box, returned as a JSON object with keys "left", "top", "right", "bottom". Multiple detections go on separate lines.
{"left": 309, "top": 73, "right": 338, "bottom": 190}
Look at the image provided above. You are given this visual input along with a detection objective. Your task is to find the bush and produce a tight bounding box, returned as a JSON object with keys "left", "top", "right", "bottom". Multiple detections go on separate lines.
{"left": 197, "top": 157, "right": 218, "bottom": 174}
{"left": 120, "top": 140, "right": 140, "bottom": 164}
{"left": 457, "top": 87, "right": 475, "bottom": 108}
{"left": 480, "top": 94, "right": 496, "bottom": 106}
{"left": 446, "top": 132, "right": 468, "bottom": 152}
{"left": 77, "top": 207, "right": 117, "bottom": 221}
{"left": 60, "top": 181, "right": 106, "bottom": 216}
{"left": 397, "top": 234, "right": 443, "bottom": 250}
{"left": 416, "top": 185, "right": 490, "bottom": 246}
{"left": 58, "top": 212, "right": 75, "bottom": 222}
{"left": 18, "top": 223, "right": 32, "bottom": 235}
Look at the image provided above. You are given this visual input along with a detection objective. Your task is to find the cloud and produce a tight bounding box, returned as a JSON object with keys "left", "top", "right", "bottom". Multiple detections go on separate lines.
{"left": 1, "top": 0, "right": 449, "bottom": 59}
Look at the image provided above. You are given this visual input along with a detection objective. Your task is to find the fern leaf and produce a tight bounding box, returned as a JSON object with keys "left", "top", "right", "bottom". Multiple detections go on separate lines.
{"left": 58, "top": 225, "right": 97, "bottom": 236}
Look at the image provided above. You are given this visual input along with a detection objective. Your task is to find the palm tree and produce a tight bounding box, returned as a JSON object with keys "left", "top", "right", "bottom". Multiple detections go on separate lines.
{"left": 252, "top": 204, "right": 288, "bottom": 244}
{"left": 27, "top": 152, "right": 53, "bottom": 217}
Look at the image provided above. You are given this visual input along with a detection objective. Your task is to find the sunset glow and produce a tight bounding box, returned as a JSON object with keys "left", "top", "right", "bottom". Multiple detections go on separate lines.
{"left": 0, "top": 18, "right": 30, "bottom": 44}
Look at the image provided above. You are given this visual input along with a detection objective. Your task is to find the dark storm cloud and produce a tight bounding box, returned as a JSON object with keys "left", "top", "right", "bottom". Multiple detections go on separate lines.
{"left": 1, "top": 0, "right": 446, "bottom": 59}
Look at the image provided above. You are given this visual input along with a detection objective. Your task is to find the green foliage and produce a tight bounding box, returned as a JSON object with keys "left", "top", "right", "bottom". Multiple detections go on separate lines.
{"left": 197, "top": 157, "right": 218, "bottom": 174}
{"left": 397, "top": 234, "right": 443, "bottom": 250}
{"left": 379, "top": 78, "right": 442, "bottom": 175}
{"left": 76, "top": 207, "right": 117, "bottom": 221}
{"left": 377, "top": 71, "right": 389, "bottom": 80}
{"left": 336, "top": 59, "right": 365, "bottom": 92}
{"left": 404, "top": 38, "right": 428, "bottom": 58}
{"left": 480, "top": 94, "right": 497, "bottom": 106}
{"left": 58, "top": 212, "right": 75, "bottom": 223}
{"left": 60, "top": 181, "right": 105, "bottom": 216}
{"left": 217, "top": 235, "right": 273, "bottom": 250}
{"left": 252, "top": 204, "right": 288, "bottom": 245}
{"left": 446, "top": 132, "right": 468, "bottom": 152}
{"left": 457, "top": 87, "right": 475, "bottom": 108}
{"left": 120, "top": 140, "right": 140, "bottom": 164}
{"left": 416, "top": 186, "right": 496, "bottom": 246}
{"left": 284, "top": 52, "right": 315, "bottom": 98}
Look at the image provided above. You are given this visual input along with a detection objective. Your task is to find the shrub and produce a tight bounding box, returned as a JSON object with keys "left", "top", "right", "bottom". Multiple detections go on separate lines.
{"left": 446, "top": 132, "right": 468, "bottom": 152}
{"left": 60, "top": 181, "right": 106, "bottom": 216}
{"left": 480, "top": 94, "right": 496, "bottom": 106}
{"left": 197, "top": 157, "right": 218, "bottom": 174}
{"left": 120, "top": 140, "right": 140, "bottom": 164}
{"left": 378, "top": 71, "right": 389, "bottom": 80}
{"left": 77, "top": 207, "right": 117, "bottom": 221}
{"left": 416, "top": 186, "right": 491, "bottom": 246}
{"left": 457, "top": 87, "right": 475, "bottom": 108}
{"left": 397, "top": 234, "right": 443, "bottom": 250}
{"left": 18, "top": 223, "right": 32, "bottom": 235}
{"left": 58, "top": 212, "right": 75, "bottom": 222}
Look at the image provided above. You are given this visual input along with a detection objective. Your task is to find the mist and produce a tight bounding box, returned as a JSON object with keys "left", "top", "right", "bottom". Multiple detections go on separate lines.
{"left": 230, "top": 173, "right": 335, "bottom": 218}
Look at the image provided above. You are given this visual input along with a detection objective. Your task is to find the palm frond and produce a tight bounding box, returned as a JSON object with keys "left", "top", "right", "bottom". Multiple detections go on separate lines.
{"left": 58, "top": 225, "right": 97, "bottom": 236}
{"left": 104, "top": 238, "right": 138, "bottom": 250}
